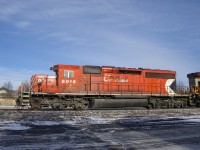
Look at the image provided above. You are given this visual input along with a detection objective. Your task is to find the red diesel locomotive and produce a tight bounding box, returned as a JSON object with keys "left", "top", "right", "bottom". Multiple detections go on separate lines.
{"left": 16, "top": 64, "right": 199, "bottom": 109}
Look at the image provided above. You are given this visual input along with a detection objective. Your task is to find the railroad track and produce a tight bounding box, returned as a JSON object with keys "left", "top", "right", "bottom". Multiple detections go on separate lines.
{"left": 0, "top": 107, "right": 193, "bottom": 110}
{"left": 0, "top": 107, "right": 199, "bottom": 113}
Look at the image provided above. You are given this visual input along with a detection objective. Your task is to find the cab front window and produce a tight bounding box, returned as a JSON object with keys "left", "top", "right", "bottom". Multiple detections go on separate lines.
{"left": 64, "top": 70, "right": 74, "bottom": 78}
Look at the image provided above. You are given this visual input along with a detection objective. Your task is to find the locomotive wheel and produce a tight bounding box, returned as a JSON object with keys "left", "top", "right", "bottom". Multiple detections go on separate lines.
{"left": 167, "top": 102, "right": 174, "bottom": 108}
{"left": 155, "top": 100, "right": 161, "bottom": 108}
{"left": 30, "top": 99, "right": 40, "bottom": 110}
{"left": 146, "top": 103, "right": 154, "bottom": 109}
{"left": 52, "top": 105, "right": 61, "bottom": 110}
{"left": 74, "top": 103, "right": 87, "bottom": 110}
{"left": 173, "top": 99, "right": 182, "bottom": 108}
{"left": 74, "top": 99, "right": 89, "bottom": 110}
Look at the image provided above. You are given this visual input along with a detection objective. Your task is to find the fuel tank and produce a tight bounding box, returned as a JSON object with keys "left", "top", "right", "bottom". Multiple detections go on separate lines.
{"left": 90, "top": 96, "right": 149, "bottom": 108}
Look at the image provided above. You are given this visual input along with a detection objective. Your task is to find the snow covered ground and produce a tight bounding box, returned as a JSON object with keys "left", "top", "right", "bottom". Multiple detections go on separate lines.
{"left": 0, "top": 106, "right": 15, "bottom": 109}
{"left": 1, "top": 109, "right": 200, "bottom": 149}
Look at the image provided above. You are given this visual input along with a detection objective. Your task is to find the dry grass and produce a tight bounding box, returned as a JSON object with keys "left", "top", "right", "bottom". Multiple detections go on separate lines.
{"left": 0, "top": 98, "right": 16, "bottom": 106}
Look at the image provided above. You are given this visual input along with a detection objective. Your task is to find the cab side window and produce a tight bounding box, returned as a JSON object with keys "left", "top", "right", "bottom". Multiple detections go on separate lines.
{"left": 64, "top": 70, "right": 74, "bottom": 78}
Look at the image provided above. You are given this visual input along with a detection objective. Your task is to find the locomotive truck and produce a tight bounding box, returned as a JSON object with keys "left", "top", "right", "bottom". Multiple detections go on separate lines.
{"left": 16, "top": 64, "right": 200, "bottom": 109}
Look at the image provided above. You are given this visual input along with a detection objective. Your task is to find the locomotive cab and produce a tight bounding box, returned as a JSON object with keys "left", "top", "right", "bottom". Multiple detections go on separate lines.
{"left": 187, "top": 72, "right": 200, "bottom": 95}
{"left": 50, "top": 64, "right": 81, "bottom": 93}
{"left": 187, "top": 72, "right": 200, "bottom": 107}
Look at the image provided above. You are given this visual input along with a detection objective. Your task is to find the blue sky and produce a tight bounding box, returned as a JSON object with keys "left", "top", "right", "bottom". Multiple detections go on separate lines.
{"left": 0, "top": 0, "right": 200, "bottom": 89}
